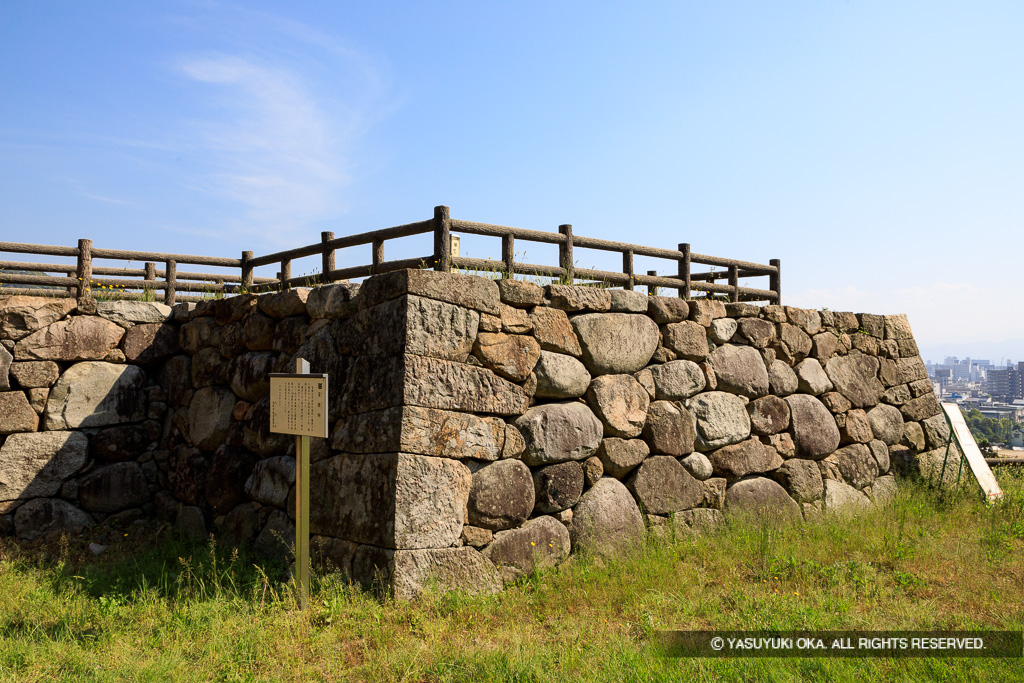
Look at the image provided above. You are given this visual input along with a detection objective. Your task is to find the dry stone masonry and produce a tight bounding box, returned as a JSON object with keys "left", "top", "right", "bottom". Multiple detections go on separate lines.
{"left": 0, "top": 271, "right": 954, "bottom": 596}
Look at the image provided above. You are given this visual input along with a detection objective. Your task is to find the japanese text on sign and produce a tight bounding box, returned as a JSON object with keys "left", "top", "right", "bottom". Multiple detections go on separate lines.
{"left": 269, "top": 374, "right": 329, "bottom": 438}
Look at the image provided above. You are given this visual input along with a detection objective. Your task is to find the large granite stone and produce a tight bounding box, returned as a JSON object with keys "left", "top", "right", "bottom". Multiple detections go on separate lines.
{"left": 785, "top": 394, "right": 840, "bottom": 460}
{"left": 15, "top": 316, "right": 124, "bottom": 361}
{"left": 228, "top": 351, "right": 277, "bottom": 403}
{"left": 530, "top": 307, "right": 582, "bottom": 356}
{"left": 0, "top": 296, "right": 76, "bottom": 341}
{"left": 473, "top": 332, "right": 541, "bottom": 382}
{"left": 515, "top": 402, "right": 603, "bottom": 466}
{"left": 306, "top": 283, "right": 361, "bottom": 319}
{"left": 97, "top": 301, "right": 173, "bottom": 326}
{"left": 868, "top": 404, "right": 905, "bottom": 446}
{"left": 647, "top": 297, "right": 689, "bottom": 324}
{"left": 748, "top": 395, "right": 790, "bottom": 435}
{"left": 483, "top": 516, "right": 571, "bottom": 575}
{"left": 686, "top": 391, "right": 751, "bottom": 451}
{"left": 332, "top": 406, "right": 506, "bottom": 461}
{"left": 641, "top": 400, "right": 696, "bottom": 456}
{"left": 13, "top": 498, "right": 94, "bottom": 541}
{"left": 533, "top": 351, "right": 591, "bottom": 399}
{"left": 768, "top": 360, "right": 798, "bottom": 396}
{"left": 257, "top": 288, "right": 310, "bottom": 319}
{"left": 737, "top": 318, "right": 776, "bottom": 348}
{"left": 570, "top": 478, "right": 644, "bottom": 557}
{"left": 358, "top": 269, "right": 500, "bottom": 315}
{"left": 0, "top": 431, "right": 88, "bottom": 501}
{"left": 9, "top": 360, "right": 60, "bottom": 389}
{"left": 649, "top": 360, "right": 706, "bottom": 400}
{"left": 337, "top": 295, "right": 479, "bottom": 362}
{"left": 468, "top": 459, "right": 535, "bottom": 531}
{"left": 340, "top": 354, "right": 529, "bottom": 417}
{"left": 662, "top": 321, "right": 709, "bottom": 361}
{"left": 244, "top": 456, "right": 296, "bottom": 508}
{"left": 571, "top": 313, "right": 659, "bottom": 375}
{"left": 44, "top": 362, "right": 146, "bottom": 430}
{"left": 546, "top": 285, "right": 612, "bottom": 312}
{"left": 91, "top": 425, "right": 152, "bottom": 462}
{"left": 795, "top": 358, "right": 833, "bottom": 396}
{"left": 586, "top": 374, "right": 650, "bottom": 438}
{"left": 625, "top": 455, "right": 704, "bottom": 514}
{"left": 497, "top": 279, "right": 544, "bottom": 307}
{"left": 310, "top": 452, "right": 471, "bottom": 549}
{"left": 188, "top": 386, "right": 236, "bottom": 450}
{"left": 0, "top": 391, "right": 38, "bottom": 433}
{"left": 706, "top": 437, "right": 782, "bottom": 480}
{"left": 596, "top": 438, "right": 650, "bottom": 479}
{"left": 532, "top": 461, "right": 584, "bottom": 514}
{"left": 900, "top": 394, "right": 942, "bottom": 421}
{"left": 205, "top": 445, "right": 259, "bottom": 514}
{"left": 708, "top": 344, "right": 769, "bottom": 398}
{"left": 822, "top": 479, "right": 872, "bottom": 514}
{"left": 78, "top": 462, "right": 150, "bottom": 513}
{"left": 724, "top": 477, "right": 801, "bottom": 521}
{"left": 824, "top": 353, "right": 884, "bottom": 408}
{"left": 770, "top": 459, "right": 824, "bottom": 503}
{"left": 352, "top": 546, "right": 501, "bottom": 600}
{"left": 122, "top": 323, "right": 180, "bottom": 364}
{"left": 819, "top": 443, "right": 878, "bottom": 490}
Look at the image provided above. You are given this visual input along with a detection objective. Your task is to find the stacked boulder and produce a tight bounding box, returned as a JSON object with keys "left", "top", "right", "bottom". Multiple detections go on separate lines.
{"left": 0, "top": 270, "right": 951, "bottom": 599}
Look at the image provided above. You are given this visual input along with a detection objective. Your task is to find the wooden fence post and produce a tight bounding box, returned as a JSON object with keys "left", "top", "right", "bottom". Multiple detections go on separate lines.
{"left": 66, "top": 272, "right": 75, "bottom": 297}
{"left": 623, "top": 250, "right": 634, "bottom": 291}
{"left": 144, "top": 262, "right": 156, "bottom": 299}
{"left": 371, "top": 238, "right": 384, "bottom": 274}
{"left": 76, "top": 238, "right": 92, "bottom": 300}
{"left": 502, "top": 234, "right": 514, "bottom": 279}
{"left": 728, "top": 265, "right": 739, "bottom": 302}
{"left": 321, "top": 232, "right": 335, "bottom": 284}
{"left": 558, "top": 224, "right": 573, "bottom": 284}
{"left": 647, "top": 270, "right": 658, "bottom": 297}
{"left": 165, "top": 259, "right": 176, "bottom": 306}
{"left": 280, "top": 259, "right": 291, "bottom": 290}
{"left": 770, "top": 259, "right": 781, "bottom": 305}
{"left": 678, "top": 243, "right": 690, "bottom": 300}
{"left": 433, "top": 205, "right": 451, "bottom": 272}
{"left": 241, "top": 251, "right": 254, "bottom": 293}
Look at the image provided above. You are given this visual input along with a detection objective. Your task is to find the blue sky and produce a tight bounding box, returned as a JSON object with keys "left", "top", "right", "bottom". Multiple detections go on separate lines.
{"left": 2, "top": 1, "right": 1023, "bottom": 363}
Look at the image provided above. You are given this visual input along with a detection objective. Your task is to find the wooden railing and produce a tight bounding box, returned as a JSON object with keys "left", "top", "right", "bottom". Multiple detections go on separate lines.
{"left": 250, "top": 206, "right": 781, "bottom": 303}
{"left": 0, "top": 205, "right": 781, "bottom": 305}
{"left": 0, "top": 240, "right": 275, "bottom": 305}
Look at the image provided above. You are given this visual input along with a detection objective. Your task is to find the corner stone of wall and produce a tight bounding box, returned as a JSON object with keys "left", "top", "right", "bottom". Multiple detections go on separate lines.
{"left": 0, "top": 274, "right": 955, "bottom": 598}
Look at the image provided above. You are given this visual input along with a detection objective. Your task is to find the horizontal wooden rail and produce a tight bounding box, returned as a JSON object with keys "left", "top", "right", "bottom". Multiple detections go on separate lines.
{"left": 0, "top": 261, "right": 275, "bottom": 284}
{"left": 247, "top": 220, "right": 433, "bottom": 268}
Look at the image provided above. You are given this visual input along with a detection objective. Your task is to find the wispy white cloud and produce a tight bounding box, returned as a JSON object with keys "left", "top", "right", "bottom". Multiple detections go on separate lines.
{"left": 175, "top": 53, "right": 349, "bottom": 240}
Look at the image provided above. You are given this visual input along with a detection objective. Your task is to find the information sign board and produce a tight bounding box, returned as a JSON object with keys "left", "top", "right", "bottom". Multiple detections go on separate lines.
{"left": 269, "top": 373, "right": 329, "bottom": 438}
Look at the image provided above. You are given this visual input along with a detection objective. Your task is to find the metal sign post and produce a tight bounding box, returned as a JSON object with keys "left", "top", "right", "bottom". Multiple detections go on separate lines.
{"left": 269, "top": 358, "right": 328, "bottom": 610}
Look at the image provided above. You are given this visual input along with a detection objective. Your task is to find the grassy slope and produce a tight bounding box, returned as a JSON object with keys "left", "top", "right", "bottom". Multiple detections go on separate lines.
{"left": 2, "top": 471, "right": 1024, "bottom": 682}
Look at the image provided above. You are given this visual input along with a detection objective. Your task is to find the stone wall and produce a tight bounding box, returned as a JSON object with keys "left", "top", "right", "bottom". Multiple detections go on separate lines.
{"left": 0, "top": 271, "right": 954, "bottom": 597}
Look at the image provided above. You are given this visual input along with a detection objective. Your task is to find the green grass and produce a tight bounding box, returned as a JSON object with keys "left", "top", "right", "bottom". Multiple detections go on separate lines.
{"left": 3, "top": 471, "right": 1024, "bottom": 681}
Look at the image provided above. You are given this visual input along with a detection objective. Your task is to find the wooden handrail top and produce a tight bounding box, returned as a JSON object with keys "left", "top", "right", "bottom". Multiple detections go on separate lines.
{"left": 248, "top": 220, "right": 433, "bottom": 268}
{"left": 0, "top": 241, "right": 80, "bottom": 258}
{"left": 0, "top": 241, "right": 240, "bottom": 268}
{"left": 89, "top": 247, "right": 240, "bottom": 268}
{"left": 448, "top": 220, "right": 777, "bottom": 275}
